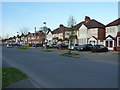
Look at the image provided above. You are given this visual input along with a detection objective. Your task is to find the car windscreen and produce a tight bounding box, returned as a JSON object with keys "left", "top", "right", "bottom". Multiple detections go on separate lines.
{"left": 99, "top": 45, "right": 105, "bottom": 48}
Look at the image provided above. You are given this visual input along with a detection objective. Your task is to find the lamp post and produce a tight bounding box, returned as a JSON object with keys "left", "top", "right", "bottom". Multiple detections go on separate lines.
{"left": 43, "top": 22, "right": 47, "bottom": 50}
{"left": 17, "top": 32, "right": 19, "bottom": 45}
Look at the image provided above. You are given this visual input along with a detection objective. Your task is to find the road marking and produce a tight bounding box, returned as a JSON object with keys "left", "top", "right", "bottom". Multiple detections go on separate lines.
{"left": 28, "top": 78, "right": 42, "bottom": 88}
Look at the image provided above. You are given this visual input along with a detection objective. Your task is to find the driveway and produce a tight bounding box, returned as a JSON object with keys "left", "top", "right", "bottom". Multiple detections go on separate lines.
{"left": 2, "top": 47, "right": 118, "bottom": 88}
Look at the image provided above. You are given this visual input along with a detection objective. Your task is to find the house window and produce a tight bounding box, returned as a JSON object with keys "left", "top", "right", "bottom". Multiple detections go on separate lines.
{"left": 118, "top": 38, "right": 120, "bottom": 46}
{"left": 118, "top": 37, "right": 120, "bottom": 46}
{"left": 110, "top": 41, "right": 113, "bottom": 47}
{"left": 106, "top": 41, "right": 108, "bottom": 47}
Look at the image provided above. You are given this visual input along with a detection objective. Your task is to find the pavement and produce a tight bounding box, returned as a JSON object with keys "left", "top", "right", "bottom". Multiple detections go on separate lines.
{"left": 2, "top": 46, "right": 118, "bottom": 88}
{"left": 2, "top": 60, "right": 37, "bottom": 88}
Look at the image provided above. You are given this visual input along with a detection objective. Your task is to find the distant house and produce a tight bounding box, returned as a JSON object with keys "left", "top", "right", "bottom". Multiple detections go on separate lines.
{"left": 16, "top": 35, "right": 21, "bottom": 44}
{"left": 65, "top": 26, "right": 78, "bottom": 45}
{"left": 20, "top": 33, "right": 26, "bottom": 44}
{"left": 52, "top": 24, "right": 68, "bottom": 45}
{"left": 76, "top": 16, "right": 105, "bottom": 45}
{"left": 104, "top": 18, "right": 120, "bottom": 50}
{"left": 12, "top": 36, "right": 16, "bottom": 44}
{"left": 27, "top": 31, "right": 45, "bottom": 44}
{"left": 46, "top": 28, "right": 53, "bottom": 45}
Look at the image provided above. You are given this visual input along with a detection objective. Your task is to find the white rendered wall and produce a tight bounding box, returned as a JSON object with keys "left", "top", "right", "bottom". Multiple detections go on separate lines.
{"left": 106, "top": 26, "right": 119, "bottom": 37}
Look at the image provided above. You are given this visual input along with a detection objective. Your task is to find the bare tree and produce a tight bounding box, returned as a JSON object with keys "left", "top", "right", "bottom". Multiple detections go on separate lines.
{"left": 5, "top": 34, "right": 9, "bottom": 39}
{"left": 67, "top": 15, "right": 77, "bottom": 54}
{"left": 20, "top": 27, "right": 29, "bottom": 35}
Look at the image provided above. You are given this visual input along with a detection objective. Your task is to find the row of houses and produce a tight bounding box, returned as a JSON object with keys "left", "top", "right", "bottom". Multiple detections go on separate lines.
{"left": 2, "top": 16, "right": 120, "bottom": 50}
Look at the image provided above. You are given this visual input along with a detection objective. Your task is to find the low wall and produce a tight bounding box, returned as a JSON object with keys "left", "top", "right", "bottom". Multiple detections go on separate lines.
{"left": 113, "top": 47, "right": 120, "bottom": 51}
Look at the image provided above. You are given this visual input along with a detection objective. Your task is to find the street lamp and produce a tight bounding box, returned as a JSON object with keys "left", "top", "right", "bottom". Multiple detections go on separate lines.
{"left": 17, "top": 32, "right": 19, "bottom": 44}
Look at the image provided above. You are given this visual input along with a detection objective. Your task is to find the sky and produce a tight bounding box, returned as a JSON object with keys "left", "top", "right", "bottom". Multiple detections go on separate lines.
{"left": 2, "top": 2, "right": 119, "bottom": 38}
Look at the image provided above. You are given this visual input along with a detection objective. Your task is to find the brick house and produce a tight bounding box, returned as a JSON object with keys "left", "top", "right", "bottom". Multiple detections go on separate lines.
{"left": 76, "top": 16, "right": 105, "bottom": 45}
{"left": 104, "top": 18, "right": 120, "bottom": 50}
{"left": 52, "top": 24, "right": 68, "bottom": 45}
{"left": 27, "top": 31, "right": 45, "bottom": 44}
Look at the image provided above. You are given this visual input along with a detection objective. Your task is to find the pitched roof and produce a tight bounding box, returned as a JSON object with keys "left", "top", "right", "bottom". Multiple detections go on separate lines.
{"left": 92, "top": 36, "right": 98, "bottom": 40}
{"left": 106, "top": 18, "right": 120, "bottom": 27}
{"left": 74, "top": 18, "right": 105, "bottom": 30}
{"left": 74, "top": 21, "right": 83, "bottom": 30}
{"left": 104, "top": 35, "right": 115, "bottom": 40}
{"left": 84, "top": 19, "right": 105, "bottom": 29}
{"left": 52, "top": 25, "right": 67, "bottom": 34}
{"left": 46, "top": 28, "right": 53, "bottom": 35}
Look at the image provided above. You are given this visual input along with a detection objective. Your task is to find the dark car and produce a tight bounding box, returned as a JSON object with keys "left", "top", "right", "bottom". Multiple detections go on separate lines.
{"left": 58, "top": 44, "right": 68, "bottom": 48}
{"left": 91, "top": 45, "right": 108, "bottom": 52}
{"left": 78, "top": 44, "right": 92, "bottom": 51}
{"left": 33, "top": 44, "right": 41, "bottom": 47}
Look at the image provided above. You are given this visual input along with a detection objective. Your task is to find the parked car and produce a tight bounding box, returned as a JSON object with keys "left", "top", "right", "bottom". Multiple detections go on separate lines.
{"left": 7, "top": 44, "right": 13, "bottom": 48}
{"left": 78, "top": 44, "right": 92, "bottom": 51}
{"left": 47, "top": 44, "right": 59, "bottom": 49}
{"left": 91, "top": 45, "right": 108, "bottom": 52}
{"left": 32, "top": 44, "right": 41, "bottom": 47}
{"left": 68, "top": 44, "right": 79, "bottom": 50}
{"left": 58, "top": 44, "right": 68, "bottom": 48}
{"left": 48, "top": 44, "right": 58, "bottom": 47}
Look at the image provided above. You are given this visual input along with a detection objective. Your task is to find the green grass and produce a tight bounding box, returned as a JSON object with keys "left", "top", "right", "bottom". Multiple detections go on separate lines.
{"left": 2, "top": 67, "right": 27, "bottom": 88}
{"left": 0, "top": 68, "right": 2, "bottom": 89}
{"left": 60, "top": 53, "right": 80, "bottom": 56}
{"left": 17, "top": 47, "right": 28, "bottom": 49}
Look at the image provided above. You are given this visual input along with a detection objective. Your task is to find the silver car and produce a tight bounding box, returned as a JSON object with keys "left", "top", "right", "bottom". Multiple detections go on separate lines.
{"left": 7, "top": 44, "right": 13, "bottom": 48}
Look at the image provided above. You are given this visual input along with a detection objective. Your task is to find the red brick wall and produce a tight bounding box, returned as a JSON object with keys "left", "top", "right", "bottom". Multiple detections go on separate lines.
{"left": 98, "top": 28, "right": 105, "bottom": 42}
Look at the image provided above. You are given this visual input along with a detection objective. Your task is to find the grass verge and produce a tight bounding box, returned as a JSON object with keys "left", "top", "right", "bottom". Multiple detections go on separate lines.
{"left": 2, "top": 67, "right": 27, "bottom": 88}
{"left": 60, "top": 53, "right": 80, "bottom": 56}
{"left": 17, "top": 47, "right": 28, "bottom": 49}
{"left": 0, "top": 68, "right": 2, "bottom": 89}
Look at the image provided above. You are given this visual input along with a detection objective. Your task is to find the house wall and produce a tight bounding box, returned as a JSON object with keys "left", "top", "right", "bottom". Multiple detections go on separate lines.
{"left": 98, "top": 28, "right": 105, "bottom": 42}
{"left": 87, "top": 28, "right": 98, "bottom": 38}
{"left": 106, "top": 26, "right": 119, "bottom": 37}
{"left": 53, "top": 34, "right": 58, "bottom": 38}
{"left": 58, "top": 33, "right": 63, "bottom": 39}
{"left": 78, "top": 24, "right": 88, "bottom": 45}
{"left": 46, "top": 32, "right": 53, "bottom": 41}
{"left": 65, "top": 31, "right": 70, "bottom": 38}
{"left": 46, "top": 32, "right": 53, "bottom": 45}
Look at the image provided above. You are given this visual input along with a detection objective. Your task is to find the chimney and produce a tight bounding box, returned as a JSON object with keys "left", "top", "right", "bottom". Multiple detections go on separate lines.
{"left": 28, "top": 32, "right": 31, "bottom": 34}
{"left": 85, "top": 16, "right": 90, "bottom": 23}
{"left": 59, "top": 24, "right": 64, "bottom": 27}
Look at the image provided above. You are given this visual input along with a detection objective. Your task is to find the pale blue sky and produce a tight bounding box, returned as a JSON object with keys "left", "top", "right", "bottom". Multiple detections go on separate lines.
{"left": 2, "top": 2, "right": 118, "bottom": 37}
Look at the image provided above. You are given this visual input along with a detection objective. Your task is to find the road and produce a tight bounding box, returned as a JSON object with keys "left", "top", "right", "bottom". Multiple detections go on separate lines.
{"left": 2, "top": 47, "right": 118, "bottom": 88}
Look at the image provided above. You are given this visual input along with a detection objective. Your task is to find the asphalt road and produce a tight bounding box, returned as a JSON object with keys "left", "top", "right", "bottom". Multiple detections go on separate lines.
{"left": 2, "top": 47, "right": 118, "bottom": 88}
